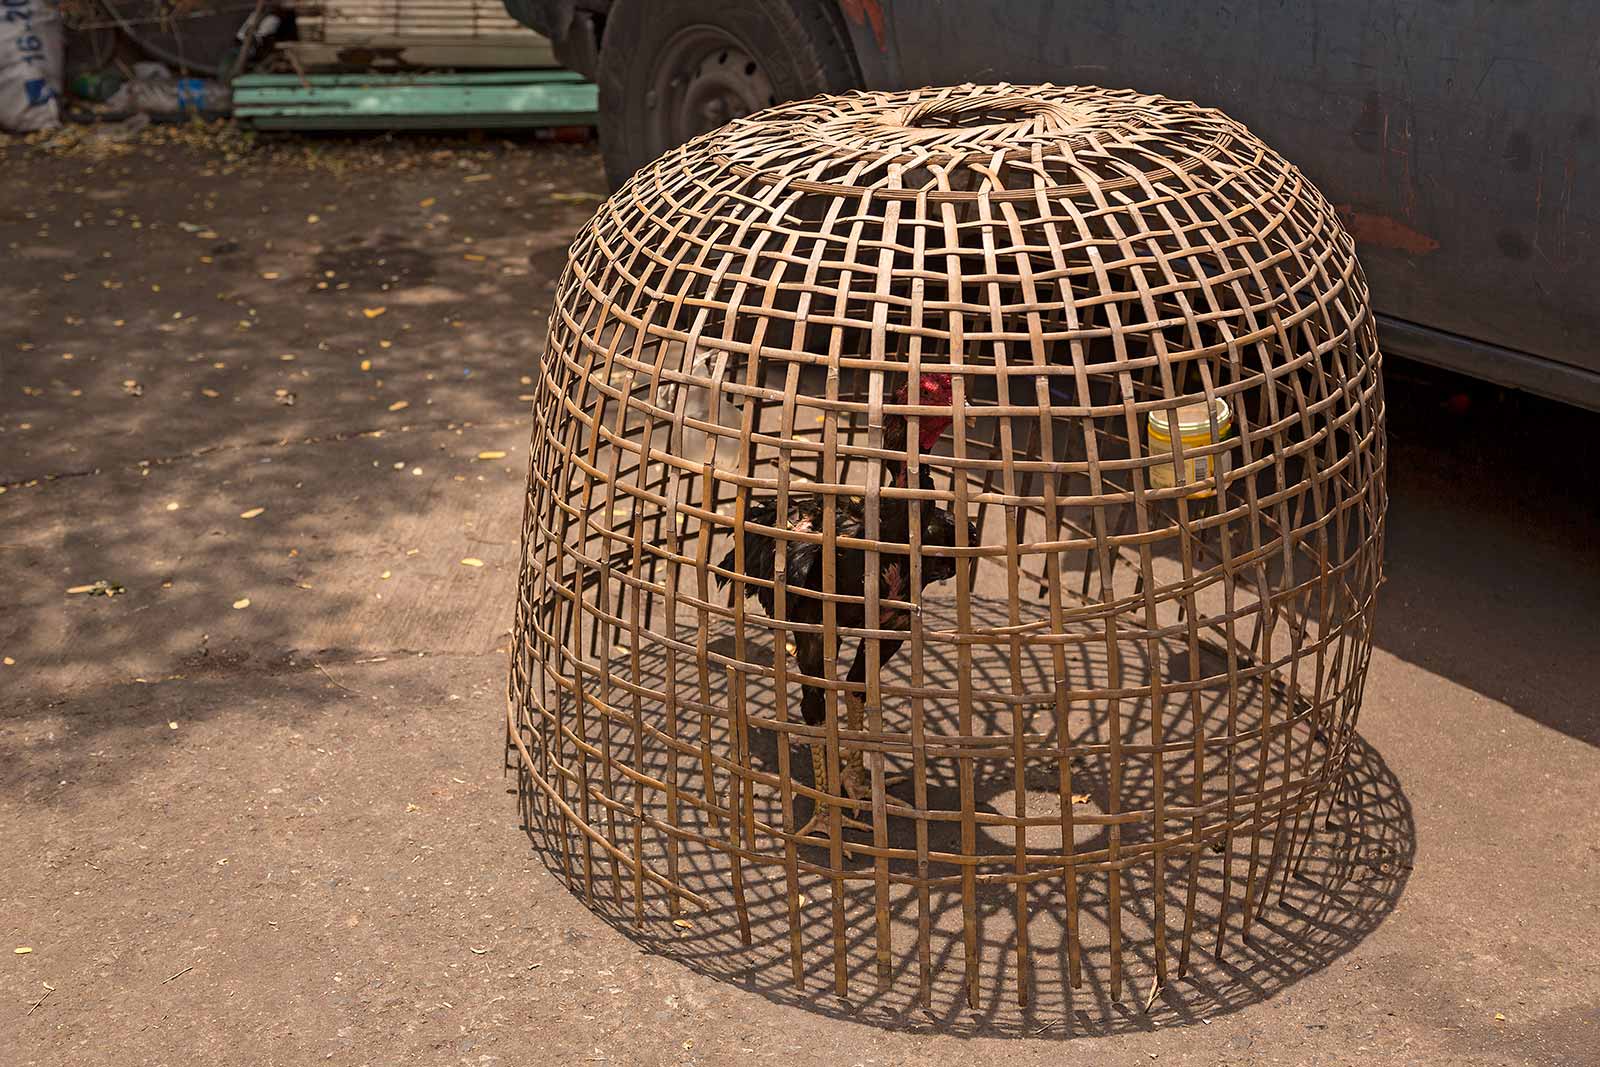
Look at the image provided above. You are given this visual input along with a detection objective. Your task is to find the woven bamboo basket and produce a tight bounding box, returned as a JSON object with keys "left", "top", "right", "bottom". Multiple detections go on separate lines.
{"left": 508, "top": 83, "right": 1387, "bottom": 1016}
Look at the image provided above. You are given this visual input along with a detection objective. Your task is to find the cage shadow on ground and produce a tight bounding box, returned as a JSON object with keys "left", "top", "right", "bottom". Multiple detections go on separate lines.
{"left": 513, "top": 589, "right": 1411, "bottom": 1036}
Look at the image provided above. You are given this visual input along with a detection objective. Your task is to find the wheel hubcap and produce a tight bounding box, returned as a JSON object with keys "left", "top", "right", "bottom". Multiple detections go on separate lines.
{"left": 647, "top": 27, "right": 775, "bottom": 158}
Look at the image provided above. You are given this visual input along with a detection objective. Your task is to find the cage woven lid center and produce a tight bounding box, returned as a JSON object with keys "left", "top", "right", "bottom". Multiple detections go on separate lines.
{"left": 717, "top": 83, "right": 1235, "bottom": 188}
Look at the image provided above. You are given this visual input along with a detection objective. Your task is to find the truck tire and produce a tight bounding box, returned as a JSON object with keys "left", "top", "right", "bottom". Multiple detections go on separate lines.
{"left": 596, "top": 0, "right": 859, "bottom": 189}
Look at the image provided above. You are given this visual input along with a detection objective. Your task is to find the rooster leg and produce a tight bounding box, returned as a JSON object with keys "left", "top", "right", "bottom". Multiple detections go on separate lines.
{"left": 790, "top": 634, "right": 871, "bottom": 840}
{"left": 839, "top": 638, "right": 908, "bottom": 808}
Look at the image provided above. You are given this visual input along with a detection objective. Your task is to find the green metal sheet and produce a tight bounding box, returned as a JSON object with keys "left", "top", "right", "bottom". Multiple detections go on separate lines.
{"left": 233, "top": 69, "right": 588, "bottom": 88}
{"left": 233, "top": 71, "right": 598, "bottom": 130}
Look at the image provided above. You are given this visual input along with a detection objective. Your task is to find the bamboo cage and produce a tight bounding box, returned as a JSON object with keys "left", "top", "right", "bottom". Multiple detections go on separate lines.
{"left": 507, "top": 83, "right": 1387, "bottom": 1015}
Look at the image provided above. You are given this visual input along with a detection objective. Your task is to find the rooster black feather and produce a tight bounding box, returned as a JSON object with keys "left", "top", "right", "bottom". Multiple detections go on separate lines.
{"left": 717, "top": 491, "right": 972, "bottom": 742}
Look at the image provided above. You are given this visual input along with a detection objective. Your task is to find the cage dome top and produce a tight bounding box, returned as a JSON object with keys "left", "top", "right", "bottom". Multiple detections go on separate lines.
{"left": 587, "top": 81, "right": 1358, "bottom": 409}
{"left": 689, "top": 83, "right": 1244, "bottom": 199}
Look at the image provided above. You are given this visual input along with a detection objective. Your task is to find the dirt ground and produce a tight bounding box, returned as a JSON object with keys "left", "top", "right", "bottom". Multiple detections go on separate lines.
{"left": 2, "top": 126, "right": 1598, "bottom": 1066}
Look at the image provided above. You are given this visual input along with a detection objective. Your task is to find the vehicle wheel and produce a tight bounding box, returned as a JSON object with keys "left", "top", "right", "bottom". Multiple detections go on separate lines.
{"left": 596, "top": 0, "right": 860, "bottom": 189}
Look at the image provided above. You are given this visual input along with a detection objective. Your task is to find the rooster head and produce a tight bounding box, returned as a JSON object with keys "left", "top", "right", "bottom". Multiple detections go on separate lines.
{"left": 893, "top": 371, "right": 955, "bottom": 450}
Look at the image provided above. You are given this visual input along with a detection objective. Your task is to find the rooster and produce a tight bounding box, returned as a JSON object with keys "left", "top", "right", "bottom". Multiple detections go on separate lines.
{"left": 718, "top": 372, "right": 972, "bottom": 838}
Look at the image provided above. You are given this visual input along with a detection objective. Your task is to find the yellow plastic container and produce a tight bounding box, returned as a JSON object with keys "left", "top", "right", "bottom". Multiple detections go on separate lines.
{"left": 1147, "top": 396, "right": 1232, "bottom": 497}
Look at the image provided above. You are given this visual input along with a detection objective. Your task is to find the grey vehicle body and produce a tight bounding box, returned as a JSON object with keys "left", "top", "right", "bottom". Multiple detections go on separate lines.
{"left": 507, "top": 0, "right": 1600, "bottom": 409}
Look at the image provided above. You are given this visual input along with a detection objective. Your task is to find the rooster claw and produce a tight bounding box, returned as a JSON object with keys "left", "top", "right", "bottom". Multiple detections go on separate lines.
{"left": 842, "top": 764, "right": 908, "bottom": 802}
{"left": 792, "top": 806, "right": 874, "bottom": 842}
{"left": 791, "top": 740, "right": 907, "bottom": 842}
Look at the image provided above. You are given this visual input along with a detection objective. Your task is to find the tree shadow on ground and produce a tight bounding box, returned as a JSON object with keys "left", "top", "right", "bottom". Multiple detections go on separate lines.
{"left": 0, "top": 135, "right": 608, "bottom": 755}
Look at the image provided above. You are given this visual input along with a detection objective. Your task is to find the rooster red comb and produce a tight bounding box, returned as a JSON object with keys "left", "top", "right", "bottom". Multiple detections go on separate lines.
{"left": 892, "top": 370, "right": 954, "bottom": 404}
{"left": 891, "top": 370, "right": 955, "bottom": 451}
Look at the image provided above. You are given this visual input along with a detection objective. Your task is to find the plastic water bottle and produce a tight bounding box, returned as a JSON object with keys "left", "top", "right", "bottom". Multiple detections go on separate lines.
{"left": 175, "top": 77, "right": 230, "bottom": 115}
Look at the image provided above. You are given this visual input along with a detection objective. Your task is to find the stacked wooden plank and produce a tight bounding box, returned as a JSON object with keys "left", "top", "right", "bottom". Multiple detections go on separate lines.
{"left": 302, "top": 0, "right": 532, "bottom": 39}
{"left": 232, "top": 70, "right": 597, "bottom": 130}
{"left": 291, "top": 0, "right": 555, "bottom": 69}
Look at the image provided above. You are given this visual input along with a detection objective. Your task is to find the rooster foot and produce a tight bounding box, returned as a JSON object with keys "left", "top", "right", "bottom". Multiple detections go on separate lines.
{"left": 840, "top": 762, "right": 908, "bottom": 803}
{"left": 792, "top": 804, "right": 874, "bottom": 841}
{"left": 791, "top": 741, "right": 875, "bottom": 841}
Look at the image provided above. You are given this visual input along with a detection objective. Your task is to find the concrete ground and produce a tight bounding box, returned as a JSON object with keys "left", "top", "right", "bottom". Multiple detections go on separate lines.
{"left": 2, "top": 128, "right": 1597, "bottom": 1066}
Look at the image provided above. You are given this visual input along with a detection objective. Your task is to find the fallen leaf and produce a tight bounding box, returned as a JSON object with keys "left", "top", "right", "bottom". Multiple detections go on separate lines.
{"left": 232, "top": 598, "right": 250, "bottom": 610}
{"left": 460, "top": 558, "right": 484, "bottom": 568}
{"left": 380, "top": 570, "right": 392, "bottom": 580}
{"left": 552, "top": 191, "right": 603, "bottom": 203}
{"left": 419, "top": 197, "right": 436, "bottom": 208}
{"left": 463, "top": 173, "right": 492, "bottom": 183}
{"left": 201, "top": 388, "right": 220, "bottom": 398}
{"left": 477, "top": 450, "right": 507, "bottom": 460}
{"left": 2, "top": 657, "right": 13, "bottom": 666}
{"left": 67, "top": 580, "right": 123, "bottom": 597}
{"left": 671, "top": 919, "right": 693, "bottom": 930}
{"left": 387, "top": 400, "right": 409, "bottom": 412}
{"left": 1071, "top": 793, "right": 1092, "bottom": 804}
{"left": 363, "top": 307, "right": 387, "bottom": 319}
{"left": 168, "top": 721, "right": 179, "bottom": 730}
{"left": 360, "top": 359, "right": 372, "bottom": 371}
{"left": 122, "top": 379, "right": 144, "bottom": 397}
{"left": 1495, "top": 1013, "right": 1507, "bottom": 1022}
{"left": 166, "top": 501, "right": 180, "bottom": 511}
{"left": 469, "top": 947, "right": 488, "bottom": 955}
{"left": 260, "top": 271, "right": 281, "bottom": 280}
{"left": 14, "top": 947, "right": 31, "bottom": 955}
{"left": 239, "top": 507, "right": 265, "bottom": 519}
